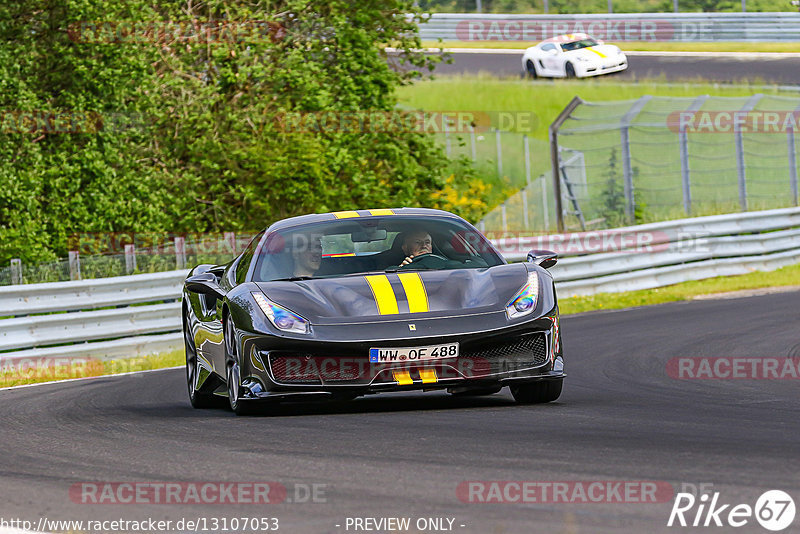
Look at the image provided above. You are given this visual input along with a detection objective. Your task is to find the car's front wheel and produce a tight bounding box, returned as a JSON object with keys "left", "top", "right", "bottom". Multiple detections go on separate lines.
{"left": 184, "top": 310, "right": 220, "bottom": 409}
{"left": 525, "top": 59, "right": 538, "bottom": 79}
{"left": 565, "top": 62, "right": 576, "bottom": 78}
{"left": 510, "top": 379, "right": 562, "bottom": 404}
{"left": 225, "top": 318, "right": 259, "bottom": 416}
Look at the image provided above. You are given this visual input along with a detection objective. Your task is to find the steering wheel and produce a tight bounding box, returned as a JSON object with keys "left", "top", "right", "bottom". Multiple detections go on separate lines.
{"left": 398, "top": 253, "right": 449, "bottom": 270}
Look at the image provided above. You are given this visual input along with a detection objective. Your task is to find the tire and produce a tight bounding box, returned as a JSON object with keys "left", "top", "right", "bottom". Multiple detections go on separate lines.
{"left": 510, "top": 380, "right": 563, "bottom": 404}
{"left": 525, "top": 60, "right": 538, "bottom": 79}
{"left": 448, "top": 386, "right": 502, "bottom": 397}
{"left": 184, "top": 309, "right": 220, "bottom": 409}
{"left": 565, "top": 63, "right": 576, "bottom": 79}
{"left": 225, "top": 318, "right": 259, "bottom": 416}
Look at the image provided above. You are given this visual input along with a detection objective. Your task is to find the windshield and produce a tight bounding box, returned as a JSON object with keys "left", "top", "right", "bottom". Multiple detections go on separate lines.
{"left": 251, "top": 216, "right": 504, "bottom": 282}
{"left": 560, "top": 38, "right": 599, "bottom": 52}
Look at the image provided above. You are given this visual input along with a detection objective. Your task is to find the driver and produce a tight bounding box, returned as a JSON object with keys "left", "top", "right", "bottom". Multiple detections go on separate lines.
{"left": 291, "top": 234, "right": 322, "bottom": 277}
{"left": 399, "top": 230, "right": 433, "bottom": 267}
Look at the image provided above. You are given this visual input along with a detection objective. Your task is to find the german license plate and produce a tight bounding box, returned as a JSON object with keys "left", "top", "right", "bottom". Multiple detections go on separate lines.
{"left": 369, "top": 343, "right": 459, "bottom": 363}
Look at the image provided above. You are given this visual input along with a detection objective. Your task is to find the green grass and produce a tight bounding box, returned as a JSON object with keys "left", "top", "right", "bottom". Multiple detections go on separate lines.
{"left": 419, "top": 41, "right": 800, "bottom": 53}
{"left": 0, "top": 349, "right": 184, "bottom": 388}
{"left": 559, "top": 261, "right": 800, "bottom": 315}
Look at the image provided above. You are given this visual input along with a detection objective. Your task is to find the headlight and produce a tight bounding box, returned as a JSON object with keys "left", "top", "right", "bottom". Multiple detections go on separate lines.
{"left": 252, "top": 292, "right": 310, "bottom": 334}
{"left": 506, "top": 272, "right": 539, "bottom": 319}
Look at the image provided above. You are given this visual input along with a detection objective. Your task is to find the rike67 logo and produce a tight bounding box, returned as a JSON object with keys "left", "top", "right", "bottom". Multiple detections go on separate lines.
{"left": 668, "top": 490, "right": 796, "bottom": 531}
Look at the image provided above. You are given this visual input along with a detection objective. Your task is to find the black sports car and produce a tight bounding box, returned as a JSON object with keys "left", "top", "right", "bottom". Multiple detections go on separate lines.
{"left": 182, "top": 208, "right": 564, "bottom": 415}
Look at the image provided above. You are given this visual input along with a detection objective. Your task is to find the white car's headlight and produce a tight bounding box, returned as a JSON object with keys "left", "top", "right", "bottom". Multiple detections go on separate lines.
{"left": 506, "top": 273, "right": 539, "bottom": 319}
{"left": 253, "top": 292, "right": 310, "bottom": 334}
{"left": 576, "top": 56, "right": 590, "bottom": 62}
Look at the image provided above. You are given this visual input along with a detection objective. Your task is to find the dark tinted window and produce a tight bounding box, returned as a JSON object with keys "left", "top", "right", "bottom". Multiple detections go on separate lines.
{"left": 235, "top": 231, "right": 264, "bottom": 283}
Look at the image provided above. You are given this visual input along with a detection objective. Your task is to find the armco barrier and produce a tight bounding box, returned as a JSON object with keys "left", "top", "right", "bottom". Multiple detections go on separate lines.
{"left": 419, "top": 13, "right": 800, "bottom": 43}
{"left": 0, "top": 207, "right": 798, "bottom": 363}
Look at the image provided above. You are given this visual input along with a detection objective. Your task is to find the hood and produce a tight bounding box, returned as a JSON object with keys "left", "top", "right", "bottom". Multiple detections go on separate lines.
{"left": 256, "top": 263, "right": 529, "bottom": 324}
{"left": 568, "top": 44, "right": 622, "bottom": 60}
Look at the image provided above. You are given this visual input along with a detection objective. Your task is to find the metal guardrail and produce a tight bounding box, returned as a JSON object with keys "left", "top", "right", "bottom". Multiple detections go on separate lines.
{"left": 419, "top": 13, "right": 800, "bottom": 42}
{"left": 1, "top": 207, "right": 798, "bottom": 363}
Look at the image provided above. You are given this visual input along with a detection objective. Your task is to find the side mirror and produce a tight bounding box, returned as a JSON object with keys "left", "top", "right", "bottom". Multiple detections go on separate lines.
{"left": 185, "top": 272, "right": 225, "bottom": 298}
{"left": 526, "top": 249, "right": 558, "bottom": 269}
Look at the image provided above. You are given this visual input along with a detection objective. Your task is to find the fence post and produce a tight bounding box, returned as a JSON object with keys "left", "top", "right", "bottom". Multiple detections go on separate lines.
{"left": 175, "top": 236, "right": 186, "bottom": 269}
{"left": 679, "top": 95, "right": 709, "bottom": 216}
{"left": 501, "top": 202, "right": 508, "bottom": 232}
{"left": 224, "top": 231, "right": 236, "bottom": 254}
{"left": 619, "top": 95, "right": 652, "bottom": 223}
{"left": 68, "top": 251, "right": 81, "bottom": 281}
{"left": 124, "top": 244, "right": 137, "bottom": 274}
{"left": 735, "top": 94, "right": 762, "bottom": 212}
{"left": 444, "top": 116, "right": 451, "bottom": 157}
{"left": 523, "top": 134, "right": 532, "bottom": 231}
{"left": 788, "top": 109, "right": 799, "bottom": 206}
{"left": 549, "top": 96, "right": 583, "bottom": 233}
{"left": 10, "top": 259, "right": 22, "bottom": 285}
{"left": 469, "top": 126, "right": 477, "bottom": 162}
{"left": 540, "top": 175, "right": 550, "bottom": 231}
{"left": 495, "top": 128, "right": 503, "bottom": 179}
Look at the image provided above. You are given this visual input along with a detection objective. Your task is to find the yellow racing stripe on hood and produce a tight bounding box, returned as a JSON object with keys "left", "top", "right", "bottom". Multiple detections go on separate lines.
{"left": 398, "top": 272, "right": 429, "bottom": 313}
{"left": 365, "top": 275, "right": 399, "bottom": 315}
{"left": 586, "top": 47, "right": 607, "bottom": 58}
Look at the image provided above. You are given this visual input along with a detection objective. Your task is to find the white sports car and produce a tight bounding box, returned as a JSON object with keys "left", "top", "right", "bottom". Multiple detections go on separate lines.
{"left": 521, "top": 33, "right": 627, "bottom": 79}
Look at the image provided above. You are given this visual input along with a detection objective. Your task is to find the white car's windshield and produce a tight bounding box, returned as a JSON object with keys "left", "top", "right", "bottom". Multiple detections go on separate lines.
{"left": 560, "top": 38, "right": 599, "bottom": 52}
{"left": 252, "top": 216, "right": 504, "bottom": 282}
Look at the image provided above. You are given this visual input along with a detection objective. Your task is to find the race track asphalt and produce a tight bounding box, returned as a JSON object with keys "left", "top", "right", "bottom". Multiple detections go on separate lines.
{"left": 430, "top": 51, "right": 800, "bottom": 84}
{"left": 1, "top": 290, "right": 798, "bottom": 533}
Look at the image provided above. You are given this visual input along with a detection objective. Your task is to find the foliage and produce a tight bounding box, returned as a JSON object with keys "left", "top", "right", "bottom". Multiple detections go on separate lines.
{"left": 0, "top": 0, "right": 455, "bottom": 264}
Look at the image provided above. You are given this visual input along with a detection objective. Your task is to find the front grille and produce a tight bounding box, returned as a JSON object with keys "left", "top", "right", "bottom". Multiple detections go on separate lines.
{"left": 459, "top": 333, "right": 548, "bottom": 376}
{"left": 268, "top": 354, "right": 368, "bottom": 384}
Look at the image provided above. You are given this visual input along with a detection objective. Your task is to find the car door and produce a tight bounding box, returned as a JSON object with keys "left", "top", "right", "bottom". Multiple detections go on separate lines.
{"left": 539, "top": 43, "right": 562, "bottom": 76}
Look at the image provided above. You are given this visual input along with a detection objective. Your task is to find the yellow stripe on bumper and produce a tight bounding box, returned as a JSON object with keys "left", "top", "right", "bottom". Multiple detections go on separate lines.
{"left": 418, "top": 368, "right": 437, "bottom": 384}
{"left": 365, "top": 275, "right": 399, "bottom": 315}
{"left": 393, "top": 370, "right": 413, "bottom": 385}
{"left": 368, "top": 208, "right": 394, "bottom": 216}
{"left": 398, "top": 272, "right": 429, "bottom": 313}
{"left": 333, "top": 210, "right": 359, "bottom": 219}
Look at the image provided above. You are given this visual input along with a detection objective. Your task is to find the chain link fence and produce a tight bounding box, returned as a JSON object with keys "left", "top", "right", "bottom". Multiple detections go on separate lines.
{"left": 479, "top": 94, "right": 800, "bottom": 234}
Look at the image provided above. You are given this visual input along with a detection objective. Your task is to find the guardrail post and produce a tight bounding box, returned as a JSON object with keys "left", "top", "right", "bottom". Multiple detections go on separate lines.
{"left": 125, "top": 244, "right": 137, "bottom": 274}
{"left": 679, "top": 95, "right": 709, "bottom": 216}
{"left": 68, "top": 251, "right": 81, "bottom": 281}
{"left": 620, "top": 95, "right": 652, "bottom": 223}
{"left": 495, "top": 128, "right": 503, "bottom": 179}
{"left": 10, "top": 259, "right": 22, "bottom": 285}
{"left": 174, "top": 237, "right": 186, "bottom": 269}
{"left": 501, "top": 202, "right": 508, "bottom": 232}
{"left": 224, "top": 232, "right": 236, "bottom": 254}
{"left": 735, "top": 94, "right": 762, "bottom": 212}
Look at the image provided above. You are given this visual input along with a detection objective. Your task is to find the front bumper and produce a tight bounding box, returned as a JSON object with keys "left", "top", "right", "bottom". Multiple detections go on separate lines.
{"left": 578, "top": 58, "right": 628, "bottom": 77}
{"left": 236, "top": 314, "right": 564, "bottom": 402}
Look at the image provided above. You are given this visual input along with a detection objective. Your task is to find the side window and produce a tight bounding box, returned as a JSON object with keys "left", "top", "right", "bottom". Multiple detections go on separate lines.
{"left": 235, "top": 231, "right": 264, "bottom": 284}
{"left": 541, "top": 43, "right": 556, "bottom": 52}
